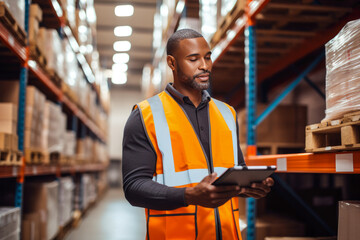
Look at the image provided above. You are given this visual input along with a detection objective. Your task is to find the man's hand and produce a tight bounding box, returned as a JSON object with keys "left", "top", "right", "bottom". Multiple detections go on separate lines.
{"left": 239, "top": 177, "right": 274, "bottom": 199}
{"left": 185, "top": 173, "right": 242, "bottom": 208}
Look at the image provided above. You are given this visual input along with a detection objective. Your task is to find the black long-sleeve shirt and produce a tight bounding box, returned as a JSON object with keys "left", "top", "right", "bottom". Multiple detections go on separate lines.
{"left": 122, "top": 83, "right": 245, "bottom": 210}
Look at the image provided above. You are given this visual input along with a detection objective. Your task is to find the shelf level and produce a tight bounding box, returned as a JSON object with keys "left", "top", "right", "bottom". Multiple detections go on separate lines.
{"left": 0, "top": 163, "right": 108, "bottom": 178}
{"left": 0, "top": 22, "right": 26, "bottom": 63}
{"left": 28, "top": 60, "right": 106, "bottom": 142}
{"left": 246, "top": 151, "right": 360, "bottom": 173}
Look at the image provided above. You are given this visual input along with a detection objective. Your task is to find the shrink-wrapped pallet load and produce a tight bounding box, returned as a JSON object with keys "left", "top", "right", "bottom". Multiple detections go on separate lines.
{"left": 325, "top": 19, "right": 360, "bottom": 120}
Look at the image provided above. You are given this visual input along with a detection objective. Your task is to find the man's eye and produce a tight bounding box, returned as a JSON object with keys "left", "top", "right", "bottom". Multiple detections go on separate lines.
{"left": 205, "top": 56, "right": 211, "bottom": 60}
{"left": 189, "top": 58, "right": 197, "bottom": 62}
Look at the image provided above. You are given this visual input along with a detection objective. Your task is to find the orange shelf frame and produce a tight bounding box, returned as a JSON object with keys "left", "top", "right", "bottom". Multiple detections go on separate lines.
{"left": 0, "top": 22, "right": 27, "bottom": 63}
{"left": 246, "top": 151, "right": 360, "bottom": 174}
{"left": 212, "top": 0, "right": 270, "bottom": 64}
{"left": 0, "top": 163, "right": 108, "bottom": 178}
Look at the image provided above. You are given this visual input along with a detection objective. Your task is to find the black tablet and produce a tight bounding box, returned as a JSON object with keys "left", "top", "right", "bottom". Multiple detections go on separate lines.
{"left": 212, "top": 165, "right": 276, "bottom": 186}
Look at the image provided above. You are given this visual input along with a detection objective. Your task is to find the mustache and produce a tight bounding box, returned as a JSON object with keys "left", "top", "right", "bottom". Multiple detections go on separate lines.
{"left": 193, "top": 70, "right": 211, "bottom": 78}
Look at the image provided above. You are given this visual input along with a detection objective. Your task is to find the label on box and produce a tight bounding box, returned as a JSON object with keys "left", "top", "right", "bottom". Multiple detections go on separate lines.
{"left": 336, "top": 153, "right": 353, "bottom": 172}
{"left": 276, "top": 158, "right": 287, "bottom": 171}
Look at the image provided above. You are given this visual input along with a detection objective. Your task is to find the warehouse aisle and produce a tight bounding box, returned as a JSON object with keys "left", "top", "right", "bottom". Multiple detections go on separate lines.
{"left": 66, "top": 188, "right": 146, "bottom": 240}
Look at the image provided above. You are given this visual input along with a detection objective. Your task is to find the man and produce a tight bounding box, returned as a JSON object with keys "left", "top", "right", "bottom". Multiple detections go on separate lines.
{"left": 122, "top": 29, "right": 274, "bottom": 240}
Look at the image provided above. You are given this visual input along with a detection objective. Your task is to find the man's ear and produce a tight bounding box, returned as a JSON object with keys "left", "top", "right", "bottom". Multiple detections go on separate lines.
{"left": 167, "top": 55, "right": 176, "bottom": 71}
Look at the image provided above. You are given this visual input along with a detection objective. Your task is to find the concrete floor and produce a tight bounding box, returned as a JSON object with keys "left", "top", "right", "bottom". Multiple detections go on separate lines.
{"left": 66, "top": 188, "right": 146, "bottom": 240}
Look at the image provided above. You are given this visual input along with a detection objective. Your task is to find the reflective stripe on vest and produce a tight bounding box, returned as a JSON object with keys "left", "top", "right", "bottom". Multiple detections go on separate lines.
{"left": 147, "top": 94, "right": 238, "bottom": 187}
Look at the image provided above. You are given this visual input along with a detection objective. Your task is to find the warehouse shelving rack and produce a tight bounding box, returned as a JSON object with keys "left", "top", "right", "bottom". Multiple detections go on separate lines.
{"left": 0, "top": 0, "right": 108, "bottom": 215}
{"left": 209, "top": 0, "right": 360, "bottom": 239}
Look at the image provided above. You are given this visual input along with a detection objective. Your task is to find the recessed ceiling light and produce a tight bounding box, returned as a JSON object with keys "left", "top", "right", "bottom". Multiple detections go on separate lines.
{"left": 115, "top": 5, "right": 134, "bottom": 17}
{"left": 112, "top": 71, "right": 127, "bottom": 85}
{"left": 112, "top": 63, "right": 128, "bottom": 73}
{"left": 113, "top": 41, "right": 131, "bottom": 52}
{"left": 114, "top": 26, "right": 132, "bottom": 37}
{"left": 113, "top": 53, "right": 130, "bottom": 63}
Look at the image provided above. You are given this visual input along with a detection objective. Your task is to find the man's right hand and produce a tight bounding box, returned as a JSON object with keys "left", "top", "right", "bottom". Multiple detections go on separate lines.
{"left": 185, "top": 173, "right": 243, "bottom": 208}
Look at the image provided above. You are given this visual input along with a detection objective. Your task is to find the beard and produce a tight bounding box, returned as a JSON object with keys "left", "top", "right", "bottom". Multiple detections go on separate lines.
{"left": 177, "top": 65, "right": 211, "bottom": 91}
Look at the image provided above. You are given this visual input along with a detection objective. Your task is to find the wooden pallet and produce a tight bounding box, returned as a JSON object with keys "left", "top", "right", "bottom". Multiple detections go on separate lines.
{"left": 210, "top": 0, "right": 246, "bottom": 47}
{"left": 60, "top": 156, "right": 75, "bottom": 166}
{"left": 0, "top": 2, "right": 26, "bottom": 46}
{"left": 44, "top": 151, "right": 61, "bottom": 165}
{"left": 306, "top": 112, "right": 360, "bottom": 153}
{"left": 24, "top": 148, "right": 45, "bottom": 164}
{"left": 0, "top": 133, "right": 18, "bottom": 151}
{"left": 46, "top": 68, "right": 62, "bottom": 87}
{"left": 0, "top": 149, "right": 22, "bottom": 166}
{"left": 29, "top": 43, "right": 47, "bottom": 69}
{"left": 257, "top": 142, "right": 305, "bottom": 155}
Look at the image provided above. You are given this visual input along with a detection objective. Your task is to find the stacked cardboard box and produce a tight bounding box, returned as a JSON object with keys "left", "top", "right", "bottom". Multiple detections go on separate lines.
{"left": 325, "top": 19, "right": 360, "bottom": 120}
{"left": 41, "top": 101, "right": 66, "bottom": 156}
{"left": 338, "top": 201, "right": 360, "bottom": 240}
{"left": 28, "top": 4, "right": 42, "bottom": 46}
{"left": 58, "top": 177, "right": 74, "bottom": 227}
{"left": 0, "top": 103, "right": 17, "bottom": 135}
{"left": 64, "top": 131, "right": 76, "bottom": 160}
{"left": 74, "top": 174, "right": 97, "bottom": 211}
{"left": 22, "top": 181, "right": 59, "bottom": 240}
{"left": 0, "top": 207, "right": 20, "bottom": 240}
{"left": 24, "top": 86, "right": 46, "bottom": 150}
{"left": 0, "top": 0, "right": 25, "bottom": 33}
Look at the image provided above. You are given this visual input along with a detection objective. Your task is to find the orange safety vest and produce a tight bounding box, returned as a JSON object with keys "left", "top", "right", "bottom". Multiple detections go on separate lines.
{"left": 136, "top": 91, "right": 241, "bottom": 240}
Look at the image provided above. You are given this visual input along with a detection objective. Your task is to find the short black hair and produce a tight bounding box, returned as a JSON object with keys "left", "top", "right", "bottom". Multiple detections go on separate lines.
{"left": 166, "top": 29, "right": 203, "bottom": 56}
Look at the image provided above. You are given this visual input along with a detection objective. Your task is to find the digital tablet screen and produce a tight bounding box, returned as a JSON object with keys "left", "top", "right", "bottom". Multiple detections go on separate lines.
{"left": 212, "top": 165, "right": 276, "bottom": 186}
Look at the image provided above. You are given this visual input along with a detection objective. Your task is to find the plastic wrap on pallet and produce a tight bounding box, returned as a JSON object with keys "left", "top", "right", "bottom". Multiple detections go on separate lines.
{"left": 23, "top": 181, "right": 59, "bottom": 240}
{"left": 58, "top": 177, "right": 74, "bottom": 227}
{"left": 325, "top": 19, "right": 360, "bottom": 120}
{"left": 0, "top": 207, "right": 20, "bottom": 240}
{"left": 200, "top": 0, "right": 218, "bottom": 42}
{"left": 42, "top": 29, "right": 65, "bottom": 80}
{"left": 1, "top": 0, "right": 25, "bottom": 33}
{"left": 63, "top": 38, "right": 78, "bottom": 93}
{"left": 60, "top": 0, "right": 76, "bottom": 29}
{"left": 64, "top": 131, "right": 76, "bottom": 157}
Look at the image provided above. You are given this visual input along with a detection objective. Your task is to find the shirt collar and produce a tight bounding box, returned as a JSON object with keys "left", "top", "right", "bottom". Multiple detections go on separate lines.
{"left": 165, "top": 83, "right": 211, "bottom": 105}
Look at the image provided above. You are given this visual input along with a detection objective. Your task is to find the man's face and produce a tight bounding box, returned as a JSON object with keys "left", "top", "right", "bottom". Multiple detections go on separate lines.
{"left": 173, "top": 37, "right": 212, "bottom": 91}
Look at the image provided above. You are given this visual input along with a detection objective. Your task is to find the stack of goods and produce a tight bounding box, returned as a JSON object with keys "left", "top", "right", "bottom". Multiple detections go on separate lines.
{"left": 41, "top": 101, "right": 66, "bottom": 164}
{"left": 0, "top": 207, "right": 20, "bottom": 240}
{"left": 0, "top": 0, "right": 25, "bottom": 33}
{"left": 58, "top": 177, "right": 74, "bottom": 227}
{"left": 74, "top": 174, "right": 97, "bottom": 211}
{"left": 325, "top": 19, "right": 360, "bottom": 120}
{"left": 63, "top": 131, "right": 77, "bottom": 164}
{"left": 22, "top": 181, "right": 59, "bottom": 240}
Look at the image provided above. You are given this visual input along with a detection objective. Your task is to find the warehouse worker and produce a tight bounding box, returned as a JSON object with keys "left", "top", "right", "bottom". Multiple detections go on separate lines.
{"left": 122, "top": 28, "right": 274, "bottom": 240}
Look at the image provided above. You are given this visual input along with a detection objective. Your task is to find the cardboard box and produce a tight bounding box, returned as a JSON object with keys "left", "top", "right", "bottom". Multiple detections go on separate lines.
{"left": 21, "top": 212, "right": 40, "bottom": 240}
{"left": 0, "top": 133, "right": 12, "bottom": 150}
{"left": 338, "top": 201, "right": 360, "bottom": 240}
{"left": 241, "top": 214, "right": 305, "bottom": 240}
{"left": 0, "top": 207, "right": 20, "bottom": 239}
{"left": 23, "top": 181, "right": 59, "bottom": 240}
{"left": 29, "top": 4, "right": 42, "bottom": 22}
{"left": 0, "top": 103, "right": 17, "bottom": 122}
{"left": 0, "top": 120, "right": 17, "bottom": 134}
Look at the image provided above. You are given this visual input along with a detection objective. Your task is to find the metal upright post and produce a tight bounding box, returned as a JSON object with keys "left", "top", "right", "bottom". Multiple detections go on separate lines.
{"left": 15, "top": 0, "right": 30, "bottom": 208}
{"left": 245, "top": 1, "right": 257, "bottom": 239}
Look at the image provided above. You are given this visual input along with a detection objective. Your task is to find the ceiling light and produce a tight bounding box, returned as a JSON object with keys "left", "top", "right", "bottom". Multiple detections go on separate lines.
{"left": 112, "top": 71, "right": 127, "bottom": 84}
{"left": 113, "top": 41, "right": 131, "bottom": 51}
{"left": 113, "top": 53, "right": 130, "bottom": 63}
{"left": 115, "top": 5, "right": 134, "bottom": 17}
{"left": 114, "top": 26, "right": 132, "bottom": 37}
{"left": 112, "top": 63, "right": 128, "bottom": 73}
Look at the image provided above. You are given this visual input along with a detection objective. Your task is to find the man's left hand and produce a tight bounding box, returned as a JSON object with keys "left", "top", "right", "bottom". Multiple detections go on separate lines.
{"left": 239, "top": 177, "right": 274, "bottom": 199}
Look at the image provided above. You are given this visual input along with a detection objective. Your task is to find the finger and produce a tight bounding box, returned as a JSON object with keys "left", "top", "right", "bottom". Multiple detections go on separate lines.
{"left": 211, "top": 190, "right": 243, "bottom": 199}
{"left": 264, "top": 177, "right": 274, "bottom": 187}
{"left": 242, "top": 187, "right": 267, "bottom": 198}
{"left": 202, "top": 172, "right": 218, "bottom": 184}
{"left": 214, "top": 185, "right": 241, "bottom": 193}
{"left": 251, "top": 183, "right": 271, "bottom": 193}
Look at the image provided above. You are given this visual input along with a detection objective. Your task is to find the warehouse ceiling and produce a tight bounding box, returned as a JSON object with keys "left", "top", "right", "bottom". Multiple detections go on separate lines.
{"left": 94, "top": 0, "right": 157, "bottom": 89}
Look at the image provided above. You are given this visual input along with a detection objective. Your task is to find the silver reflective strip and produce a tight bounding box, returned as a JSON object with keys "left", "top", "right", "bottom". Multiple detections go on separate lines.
{"left": 212, "top": 99, "right": 238, "bottom": 166}
{"left": 154, "top": 167, "right": 228, "bottom": 187}
{"left": 147, "top": 95, "right": 237, "bottom": 187}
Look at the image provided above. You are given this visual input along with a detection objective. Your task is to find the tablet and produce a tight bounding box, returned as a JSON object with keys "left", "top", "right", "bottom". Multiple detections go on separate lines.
{"left": 212, "top": 165, "right": 276, "bottom": 186}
